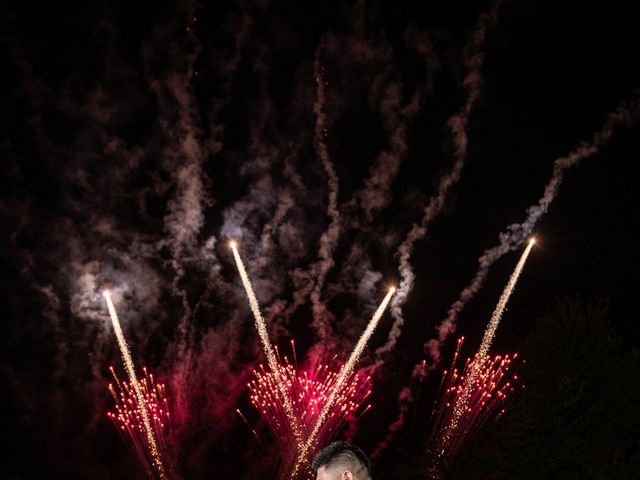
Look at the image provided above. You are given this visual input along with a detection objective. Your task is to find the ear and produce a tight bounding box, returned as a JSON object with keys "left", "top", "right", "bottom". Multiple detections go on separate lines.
{"left": 342, "top": 471, "right": 353, "bottom": 480}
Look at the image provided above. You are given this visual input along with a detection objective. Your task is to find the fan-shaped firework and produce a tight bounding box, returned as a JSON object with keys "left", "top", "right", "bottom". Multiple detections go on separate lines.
{"left": 426, "top": 338, "right": 521, "bottom": 474}
{"left": 246, "top": 356, "right": 371, "bottom": 479}
{"left": 107, "top": 367, "right": 177, "bottom": 479}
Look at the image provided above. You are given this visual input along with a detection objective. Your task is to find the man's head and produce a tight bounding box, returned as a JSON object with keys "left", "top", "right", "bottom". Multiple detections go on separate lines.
{"left": 311, "top": 441, "right": 372, "bottom": 480}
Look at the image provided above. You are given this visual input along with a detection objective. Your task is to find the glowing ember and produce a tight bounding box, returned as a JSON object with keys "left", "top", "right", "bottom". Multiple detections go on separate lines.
{"left": 426, "top": 338, "right": 521, "bottom": 473}
{"left": 107, "top": 367, "right": 176, "bottom": 479}
{"left": 246, "top": 356, "right": 371, "bottom": 479}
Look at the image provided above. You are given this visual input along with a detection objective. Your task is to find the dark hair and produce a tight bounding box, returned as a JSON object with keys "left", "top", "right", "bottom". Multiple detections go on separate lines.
{"left": 311, "top": 441, "right": 371, "bottom": 477}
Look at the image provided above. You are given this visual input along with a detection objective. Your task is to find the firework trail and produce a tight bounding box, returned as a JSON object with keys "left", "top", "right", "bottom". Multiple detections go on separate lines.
{"left": 236, "top": 408, "right": 263, "bottom": 445}
{"left": 103, "top": 291, "right": 168, "bottom": 479}
{"left": 230, "top": 242, "right": 304, "bottom": 448}
{"left": 427, "top": 239, "right": 533, "bottom": 470}
{"left": 373, "top": 238, "right": 533, "bottom": 459}
{"left": 427, "top": 341, "right": 520, "bottom": 472}
{"left": 379, "top": 0, "right": 504, "bottom": 358}
{"left": 107, "top": 367, "right": 176, "bottom": 478}
{"left": 310, "top": 40, "right": 342, "bottom": 342}
{"left": 476, "top": 238, "right": 535, "bottom": 360}
{"left": 424, "top": 92, "right": 640, "bottom": 366}
{"left": 245, "top": 354, "right": 371, "bottom": 478}
{"left": 291, "top": 287, "right": 395, "bottom": 478}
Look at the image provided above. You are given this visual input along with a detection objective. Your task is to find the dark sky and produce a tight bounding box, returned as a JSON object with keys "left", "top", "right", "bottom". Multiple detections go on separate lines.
{"left": 1, "top": 0, "right": 639, "bottom": 479}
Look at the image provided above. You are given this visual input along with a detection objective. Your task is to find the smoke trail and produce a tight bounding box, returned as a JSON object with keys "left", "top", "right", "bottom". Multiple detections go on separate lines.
{"left": 378, "top": 0, "right": 504, "bottom": 357}
{"left": 149, "top": 10, "right": 252, "bottom": 440}
{"left": 283, "top": 23, "right": 439, "bottom": 357}
{"left": 3, "top": 22, "right": 187, "bottom": 452}
{"left": 250, "top": 56, "right": 304, "bottom": 288}
{"left": 103, "top": 292, "right": 167, "bottom": 479}
{"left": 291, "top": 288, "right": 395, "bottom": 478}
{"left": 141, "top": 15, "right": 212, "bottom": 438}
{"left": 147, "top": 8, "right": 250, "bottom": 340}
{"left": 223, "top": 43, "right": 305, "bottom": 282}
{"left": 282, "top": 5, "right": 439, "bottom": 331}
{"left": 309, "top": 40, "right": 342, "bottom": 342}
{"left": 346, "top": 21, "right": 439, "bottom": 225}
{"left": 220, "top": 47, "right": 313, "bottom": 339}
{"left": 141, "top": 4, "right": 209, "bottom": 313}
{"left": 425, "top": 92, "right": 640, "bottom": 365}
{"left": 271, "top": 31, "right": 369, "bottom": 333}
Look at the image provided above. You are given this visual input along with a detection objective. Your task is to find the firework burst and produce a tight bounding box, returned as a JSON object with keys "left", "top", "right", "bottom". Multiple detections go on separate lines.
{"left": 426, "top": 338, "right": 520, "bottom": 475}
{"left": 107, "top": 367, "right": 178, "bottom": 479}
{"left": 244, "top": 354, "right": 371, "bottom": 479}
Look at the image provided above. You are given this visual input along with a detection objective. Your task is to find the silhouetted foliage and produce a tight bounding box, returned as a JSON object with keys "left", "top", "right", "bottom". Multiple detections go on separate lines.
{"left": 445, "top": 297, "right": 640, "bottom": 480}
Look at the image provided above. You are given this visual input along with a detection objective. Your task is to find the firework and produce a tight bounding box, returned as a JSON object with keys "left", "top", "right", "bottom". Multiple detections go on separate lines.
{"left": 229, "top": 241, "right": 304, "bottom": 449}
{"left": 103, "top": 291, "right": 168, "bottom": 479}
{"left": 427, "top": 239, "right": 533, "bottom": 471}
{"left": 476, "top": 237, "right": 535, "bottom": 360}
{"left": 441, "top": 238, "right": 533, "bottom": 442}
{"left": 107, "top": 367, "right": 176, "bottom": 478}
{"left": 246, "top": 354, "right": 371, "bottom": 479}
{"left": 427, "top": 338, "right": 520, "bottom": 472}
{"left": 291, "top": 287, "right": 395, "bottom": 478}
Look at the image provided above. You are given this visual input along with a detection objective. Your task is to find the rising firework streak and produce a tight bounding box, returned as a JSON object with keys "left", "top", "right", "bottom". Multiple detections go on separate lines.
{"left": 432, "top": 238, "right": 534, "bottom": 468}
{"left": 229, "top": 242, "right": 304, "bottom": 452}
{"left": 476, "top": 238, "right": 535, "bottom": 360}
{"left": 291, "top": 287, "right": 395, "bottom": 478}
{"left": 103, "top": 291, "right": 168, "bottom": 479}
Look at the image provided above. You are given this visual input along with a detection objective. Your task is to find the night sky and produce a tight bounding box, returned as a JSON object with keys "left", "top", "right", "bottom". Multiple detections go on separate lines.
{"left": 1, "top": 0, "right": 639, "bottom": 479}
